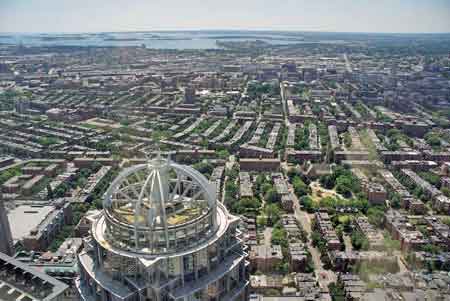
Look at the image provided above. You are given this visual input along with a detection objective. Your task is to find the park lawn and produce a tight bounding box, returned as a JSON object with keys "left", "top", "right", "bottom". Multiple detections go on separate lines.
{"left": 309, "top": 181, "right": 345, "bottom": 203}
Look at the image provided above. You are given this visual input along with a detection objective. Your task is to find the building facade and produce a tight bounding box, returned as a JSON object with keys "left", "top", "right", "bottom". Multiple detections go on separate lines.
{"left": 0, "top": 199, "right": 14, "bottom": 256}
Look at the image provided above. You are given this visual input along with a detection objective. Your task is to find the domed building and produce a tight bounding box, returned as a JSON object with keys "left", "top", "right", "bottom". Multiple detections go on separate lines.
{"left": 76, "top": 156, "right": 248, "bottom": 301}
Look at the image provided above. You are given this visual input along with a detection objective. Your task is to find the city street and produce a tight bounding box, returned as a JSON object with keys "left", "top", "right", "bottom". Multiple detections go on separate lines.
{"left": 288, "top": 183, "right": 337, "bottom": 289}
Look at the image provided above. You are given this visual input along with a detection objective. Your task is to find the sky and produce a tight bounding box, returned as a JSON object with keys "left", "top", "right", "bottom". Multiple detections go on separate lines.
{"left": 1, "top": 0, "right": 450, "bottom": 34}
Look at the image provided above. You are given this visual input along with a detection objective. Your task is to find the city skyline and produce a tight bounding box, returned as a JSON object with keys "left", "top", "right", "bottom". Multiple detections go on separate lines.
{"left": 1, "top": 1, "right": 450, "bottom": 300}
{"left": 1, "top": 0, "right": 450, "bottom": 34}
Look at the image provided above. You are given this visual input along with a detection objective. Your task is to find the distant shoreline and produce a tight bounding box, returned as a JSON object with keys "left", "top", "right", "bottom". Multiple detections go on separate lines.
{"left": 0, "top": 30, "right": 448, "bottom": 51}
{"left": 1, "top": 30, "right": 449, "bottom": 35}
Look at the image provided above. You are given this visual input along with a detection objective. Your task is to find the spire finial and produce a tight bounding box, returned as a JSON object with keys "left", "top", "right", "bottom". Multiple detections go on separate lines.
{"left": 156, "top": 147, "right": 162, "bottom": 161}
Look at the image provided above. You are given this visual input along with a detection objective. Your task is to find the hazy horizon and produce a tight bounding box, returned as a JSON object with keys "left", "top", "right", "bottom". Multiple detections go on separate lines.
{"left": 1, "top": 0, "right": 450, "bottom": 34}
{"left": 1, "top": 29, "right": 450, "bottom": 35}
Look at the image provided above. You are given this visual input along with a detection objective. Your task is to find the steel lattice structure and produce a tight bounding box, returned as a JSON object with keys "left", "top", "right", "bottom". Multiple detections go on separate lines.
{"left": 76, "top": 157, "right": 249, "bottom": 301}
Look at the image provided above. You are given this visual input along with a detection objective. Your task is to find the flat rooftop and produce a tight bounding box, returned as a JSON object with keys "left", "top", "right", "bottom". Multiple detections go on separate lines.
{"left": 8, "top": 205, "right": 55, "bottom": 242}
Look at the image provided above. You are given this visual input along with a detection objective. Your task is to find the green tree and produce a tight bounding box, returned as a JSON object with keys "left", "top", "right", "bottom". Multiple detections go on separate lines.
{"left": 418, "top": 172, "right": 441, "bottom": 188}
{"left": 225, "top": 181, "right": 238, "bottom": 197}
{"left": 46, "top": 184, "right": 54, "bottom": 200}
{"left": 265, "top": 204, "right": 282, "bottom": 226}
{"left": 300, "top": 196, "right": 315, "bottom": 213}
{"left": 261, "top": 182, "right": 273, "bottom": 196}
{"left": 265, "top": 188, "right": 281, "bottom": 203}
{"left": 391, "top": 193, "right": 402, "bottom": 209}
{"left": 421, "top": 244, "right": 442, "bottom": 254}
{"left": 256, "top": 215, "right": 268, "bottom": 228}
{"left": 351, "top": 231, "right": 369, "bottom": 250}
{"left": 311, "top": 231, "right": 325, "bottom": 249}
{"left": 287, "top": 167, "right": 302, "bottom": 180}
{"left": 425, "top": 132, "right": 441, "bottom": 148}
{"left": 319, "top": 174, "right": 335, "bottom": 189}
{"left": 217, "top": 149, "right": 229, "bottom": 160}
{"left": 343, "top": 132, "right": 352, "bottom": 148}
{"left": 232, "top": 197, "right": 261, "bottom": 214}
{"left": 328, "top": 282, "right": 345, "bottom": 301}
{"left": 54, "top": 182, "right": 69, "bottom": 198}
{"left": 0, "top": 168, "right": 21, "bottom": 185}
{"left": 442, "top": 188, "right": 450, "bottom": 198}
{"left": 335, "top": 175, "right": 353, "bottom": 197}
{"left": 367, "top": 207, "right": 385, "bottom": 227}
{"left": 193, "top": 161, "right": 214, "bottom": 177}
{"left": 271, "top": 225, "right": 288, "bottom": 248}
{"left": 254, "top": 174, "right": 266, "bottom": 195}
{"left": 319, "top": 196, "right": 338, "bottom": 209}
{"left": 292, "top": 176, "right": 309, "bottom": 197}
{"left": 442, "top": 217, "right": 450, "bottom": 227}
{"left": 275, "top": 262, "right": 289, "bottom": 274}
{"left": 383, "top": 233, "right": 400, "bottom": 255}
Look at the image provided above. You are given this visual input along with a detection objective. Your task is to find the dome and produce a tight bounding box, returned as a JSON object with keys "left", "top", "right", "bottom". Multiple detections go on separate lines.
{"left": 77, "top": 157, "right": 249, "bottom": 301}
{"left": 101, "top": 156, "right": 218, "bottom": 254}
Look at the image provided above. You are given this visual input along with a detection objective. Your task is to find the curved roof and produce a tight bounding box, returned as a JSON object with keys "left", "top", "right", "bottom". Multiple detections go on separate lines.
{"left": 102, "top": 156, "right": 218, "bottom": 252}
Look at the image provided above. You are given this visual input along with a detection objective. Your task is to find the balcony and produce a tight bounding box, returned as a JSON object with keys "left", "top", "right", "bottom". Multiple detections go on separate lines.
{"left": 168, "top": 251, "right": 246, "bottom": 299}
{"left": 220, "top": 280, "right": 248, "bottom": 301}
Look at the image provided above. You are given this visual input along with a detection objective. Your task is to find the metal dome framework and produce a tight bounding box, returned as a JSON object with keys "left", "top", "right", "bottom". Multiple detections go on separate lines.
{"left": 77, "top": 157, "right": 249, "bottom": 301}
{"left": 102, "top": 156, "right": 218, "bottom": 255}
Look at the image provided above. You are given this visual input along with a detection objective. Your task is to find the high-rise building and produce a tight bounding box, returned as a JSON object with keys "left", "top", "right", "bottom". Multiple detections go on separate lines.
{"left": 0, "top": 200, "right": 14, "bottom": 256}
{"left": 184, "top": 86, "right": 197, "bottom": 104}
{"left": 76, "top": 156, "right": 248, "bottom": 301}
